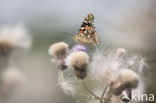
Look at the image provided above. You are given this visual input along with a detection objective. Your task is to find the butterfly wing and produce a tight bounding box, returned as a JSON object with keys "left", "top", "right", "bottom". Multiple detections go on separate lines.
{"left": 73, "top": 13, "right": 99, "bottom": 46}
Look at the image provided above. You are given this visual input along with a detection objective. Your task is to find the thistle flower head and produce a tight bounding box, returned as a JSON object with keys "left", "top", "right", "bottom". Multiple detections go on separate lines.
{"left": 0, "top": 23, "right": 32, "bottom": 55}
{"left": 72, "top": 44, "right": 87, "bottom": 52}
{"left": 49, "top": 42, "right": 68, "bottom": 60}
{"left": 112, "top": 69, "right": 139, "bottom": 96}
{"left": 66, "top": 51, "right": 89, "bottom": 79}
{"left": 119, "top": 69, "right": 139, "bottom": 88}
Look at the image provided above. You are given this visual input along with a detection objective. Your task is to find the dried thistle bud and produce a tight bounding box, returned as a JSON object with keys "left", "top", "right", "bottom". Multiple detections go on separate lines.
{"left": 74, "top": 65, "right": 87, "bottom": 79}
{"left": 57, "top": 60, "right": 67, "bottom": 70}
{"left": 112, "top": 69, "right": 139, "bottom": 96}
{"left": 66, "top": 51, "right": 89, "bottom": 79}
{"left": 49, "top": 42, "right": 68, "bottom": 60}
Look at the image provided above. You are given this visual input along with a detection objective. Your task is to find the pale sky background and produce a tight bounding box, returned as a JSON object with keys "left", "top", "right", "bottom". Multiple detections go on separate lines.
{"left": 1, "top": 0, "right": 156, "bottom": 48}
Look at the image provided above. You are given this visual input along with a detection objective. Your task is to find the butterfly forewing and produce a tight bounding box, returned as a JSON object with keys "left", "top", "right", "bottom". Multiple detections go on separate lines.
{"left": 73, "top": 13, "right": 99, "bottom": 46}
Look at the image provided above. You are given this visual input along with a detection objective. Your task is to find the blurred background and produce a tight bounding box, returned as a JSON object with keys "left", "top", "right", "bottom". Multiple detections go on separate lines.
{"left": 0, "top": 0, "right": 156, "bottom": 103}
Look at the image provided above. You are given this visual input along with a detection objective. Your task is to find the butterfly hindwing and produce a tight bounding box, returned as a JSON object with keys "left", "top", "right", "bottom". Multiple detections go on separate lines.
{"left": 73, "top": 13, "right": 99, "bottom": 46}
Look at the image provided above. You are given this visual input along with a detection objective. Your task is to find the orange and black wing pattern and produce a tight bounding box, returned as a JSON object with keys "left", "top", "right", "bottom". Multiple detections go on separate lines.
{"left": 73, "top": 13, "right": 99, "bottom": 46}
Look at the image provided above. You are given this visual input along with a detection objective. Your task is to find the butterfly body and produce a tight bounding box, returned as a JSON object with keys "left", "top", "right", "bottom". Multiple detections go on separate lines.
{"left": 73, "top": 13, "right": 99, "bottom": 46}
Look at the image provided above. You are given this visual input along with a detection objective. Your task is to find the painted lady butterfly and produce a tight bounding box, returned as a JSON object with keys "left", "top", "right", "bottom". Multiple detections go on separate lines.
{"left": 73, "top": 13, "right": 99, "bottom": 46}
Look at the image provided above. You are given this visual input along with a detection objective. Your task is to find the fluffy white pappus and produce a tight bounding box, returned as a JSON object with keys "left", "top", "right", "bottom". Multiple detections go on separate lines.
{"left": 58, "top": 80, "right": 75, "bottom": 95}
{"left": 58, "top": 70, "right": 75, "bottom": 96}
{"left": 66, "top": 51, "right": 89, "bottom": 69}
{"left": 112, "top": 69, "right": 139, "bottom": 96}
{"left": 94, "top": 66, "right": 119, "bottom": 86}
{"left": 90, "top": 47, "right": 122, "bottom": 71}
{"left": 116, "top": 48, "right": 126, "bottom": 58}
{"left": 132, "top": 77, "right": 145, "bottom": 98}
{"left": 1, "top": 67, "right": 27, "bottom": 94}
{"left": 48, "top": 42, "right": 68, "bottom": 59}
{"left": 90, "top": 49, "right": 121, "bottom": 86}
{"left": 0, "top": 23, "right": 32, "bottom": 49}
{"left": 126, "top": 55, "right": 147, "bottom": 74}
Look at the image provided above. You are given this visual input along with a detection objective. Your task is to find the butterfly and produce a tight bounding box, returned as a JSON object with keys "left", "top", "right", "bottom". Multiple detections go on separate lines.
{"left": 73, "top": 13, "right": 99, "bottom": 46}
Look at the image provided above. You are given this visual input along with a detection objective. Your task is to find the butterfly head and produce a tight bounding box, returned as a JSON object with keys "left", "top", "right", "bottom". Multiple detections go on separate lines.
{"left": 85, "top": 13, "right": 94, "bottom": 21}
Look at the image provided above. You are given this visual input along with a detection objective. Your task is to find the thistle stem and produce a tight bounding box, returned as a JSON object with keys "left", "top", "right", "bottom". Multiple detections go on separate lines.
{"left": 100, "top": 85, "right": 108, "bottom": 103}
{"left": 73, "top": 76, "right": 77, "bottom": 103}
{"left": 77, "top": 93, "right": 92, "bottom": 98}
{"left": 104, "top": 88, "right": 112, "bottom": 103}
{"left": 83, "top": 83, "right": 100, "bottom": 100}
{"left": 61, "top": 70, "right": 64, "bottom": 82}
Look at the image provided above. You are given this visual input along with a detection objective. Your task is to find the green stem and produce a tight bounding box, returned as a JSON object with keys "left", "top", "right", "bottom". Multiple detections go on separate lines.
{"left": 73, "top": 76, "right": 77, "bottom": 103}
{"left": 104, "top": 88, "right": 112, "bottom": 103}
{"left": 61, "top": 70, "right": 64, "bottom": 82}
{"left": 100, "top": 86, "right": 108, "bottom": 99}
{"left": 100, "top": 86, "right": 108, "bottom": 103}
{"left": 83, "top": 83, "right": 99, "bottom": 100}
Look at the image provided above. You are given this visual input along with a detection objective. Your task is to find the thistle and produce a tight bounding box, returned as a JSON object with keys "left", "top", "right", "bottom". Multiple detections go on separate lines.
{"left": 49, "top": 42, "right": 68, "bottom": 70}
{"left": 48, "top": 43, "right": 146, "bottom": 103}
{"left": 66, "top": 51, "right": 89, "bottom": 79}
{"left": 112, "top": 69, "right": 139, "bottom": 96}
